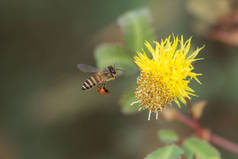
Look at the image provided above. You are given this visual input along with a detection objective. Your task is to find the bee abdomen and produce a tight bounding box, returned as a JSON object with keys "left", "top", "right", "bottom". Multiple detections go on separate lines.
{"left": 82, "top": 76, "right": 97, "bottom": 90}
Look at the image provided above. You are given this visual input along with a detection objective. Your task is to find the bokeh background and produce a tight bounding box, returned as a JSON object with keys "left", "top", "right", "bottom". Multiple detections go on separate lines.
{"left": 1, "top": 0, "right": 238, "bottom": 159}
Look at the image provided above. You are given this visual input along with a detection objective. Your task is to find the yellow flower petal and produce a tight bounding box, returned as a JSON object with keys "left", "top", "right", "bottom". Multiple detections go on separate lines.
{"left": 133, "top": 35, "right": 204, "bottom": 119}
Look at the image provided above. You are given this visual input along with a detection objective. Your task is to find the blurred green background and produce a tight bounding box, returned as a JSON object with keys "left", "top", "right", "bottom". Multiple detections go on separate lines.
{"left": 1, "top": 0, "right": 238, "bottom": 159}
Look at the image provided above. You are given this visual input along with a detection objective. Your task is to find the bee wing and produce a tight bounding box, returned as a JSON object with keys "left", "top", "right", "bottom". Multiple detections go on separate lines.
{"left": 77, "top": 64, "right": 99, "bottom": 73}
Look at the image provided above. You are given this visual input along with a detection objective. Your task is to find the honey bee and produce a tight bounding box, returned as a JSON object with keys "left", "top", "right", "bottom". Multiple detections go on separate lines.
{"left": 77, "top": 64, "right": 118, "bottom": 95}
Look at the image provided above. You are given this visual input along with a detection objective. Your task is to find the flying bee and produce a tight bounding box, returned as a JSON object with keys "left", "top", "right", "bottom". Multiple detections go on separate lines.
{"left": 77, "top": 64, "right": 118, "bottom": 95}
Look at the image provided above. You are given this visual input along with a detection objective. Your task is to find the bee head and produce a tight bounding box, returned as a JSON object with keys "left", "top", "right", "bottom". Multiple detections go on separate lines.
{"left": 108, "top": 65, "right": 117, "bottom": 76}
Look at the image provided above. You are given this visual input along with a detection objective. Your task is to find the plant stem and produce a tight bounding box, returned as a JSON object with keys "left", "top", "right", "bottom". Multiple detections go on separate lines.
{"left": 174, "top": 110, "right": 238, "bottom": 155}
{"left": 211, "top": 134, "right": 238, "bottom": 155}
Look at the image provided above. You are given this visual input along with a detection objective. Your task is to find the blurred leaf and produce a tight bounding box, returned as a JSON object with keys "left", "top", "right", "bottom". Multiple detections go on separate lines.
{"left": 158, "top": 129, "right": 179, "bottom": 144}
{"left": 94, "top": 44, "right": 136, "bottom": 75}
{"left": 186, "top": 0, "right": 232, "bottom": 35}
{"left": 119, "top": 85, "right": 140, "bottom": 114}
{"left": 191, "top": 100, "right": 207, "bottom": 120}
{"left": 118, "top": 8, "right": 155, "bottom": 55}
{"left": 145, "top": 145, "right": 183, "bottom": 159}
{"left": 186, "top": 0, "right": 231, "bottom": 24}
{"left": 183, "top": 137, "right": 220, "bottom": 159}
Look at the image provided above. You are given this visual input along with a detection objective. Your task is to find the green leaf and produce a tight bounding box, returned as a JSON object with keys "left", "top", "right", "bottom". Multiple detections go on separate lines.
{"left": 118, "top": 8, "right": 155, "bottom": 55}
{"left": 119, "top": 86, "right": 140, "bottom": 114}
{"left": 158, "top": 129, "right": 179, "bottom": 144}
{"left": 145, "top": 145, "right": 183, "bottom": 159}
{"left": 94, "top": 44, "right": 136, "bottom": 75}
{"left": 182, "top": 137, "right": 220, "bottom": 159}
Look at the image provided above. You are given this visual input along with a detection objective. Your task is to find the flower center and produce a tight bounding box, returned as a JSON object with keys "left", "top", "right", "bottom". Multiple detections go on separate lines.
{"left": 136, "top": 72, "right": 174, "bottom": 111}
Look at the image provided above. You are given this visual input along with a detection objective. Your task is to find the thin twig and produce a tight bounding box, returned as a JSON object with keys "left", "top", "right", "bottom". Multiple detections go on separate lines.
{"left": 211, "top": 134, "right": 238, "bottom": 155}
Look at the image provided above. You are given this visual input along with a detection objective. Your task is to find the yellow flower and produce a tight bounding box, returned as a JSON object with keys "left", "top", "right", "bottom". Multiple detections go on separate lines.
{"left": 133, "top": 35, "right": 204, "bottom": 120}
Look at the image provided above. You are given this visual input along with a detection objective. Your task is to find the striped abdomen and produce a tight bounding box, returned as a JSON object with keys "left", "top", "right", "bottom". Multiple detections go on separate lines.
{"left": 82, "top": 75, "right": 99, "bottom": 90}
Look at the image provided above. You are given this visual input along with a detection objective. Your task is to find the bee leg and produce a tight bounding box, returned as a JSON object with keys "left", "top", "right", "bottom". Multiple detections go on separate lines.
{"left": 101, "top": 82, "right": 109, "bottom": 93}
{"left": 97, "top": 87, "right": 101, "bottom": 93}
{"left": 103, "top": 87, "right": 109, "bottom": 93}
{"left": 97, "top": 83, "right": 103, "bottom": 93}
